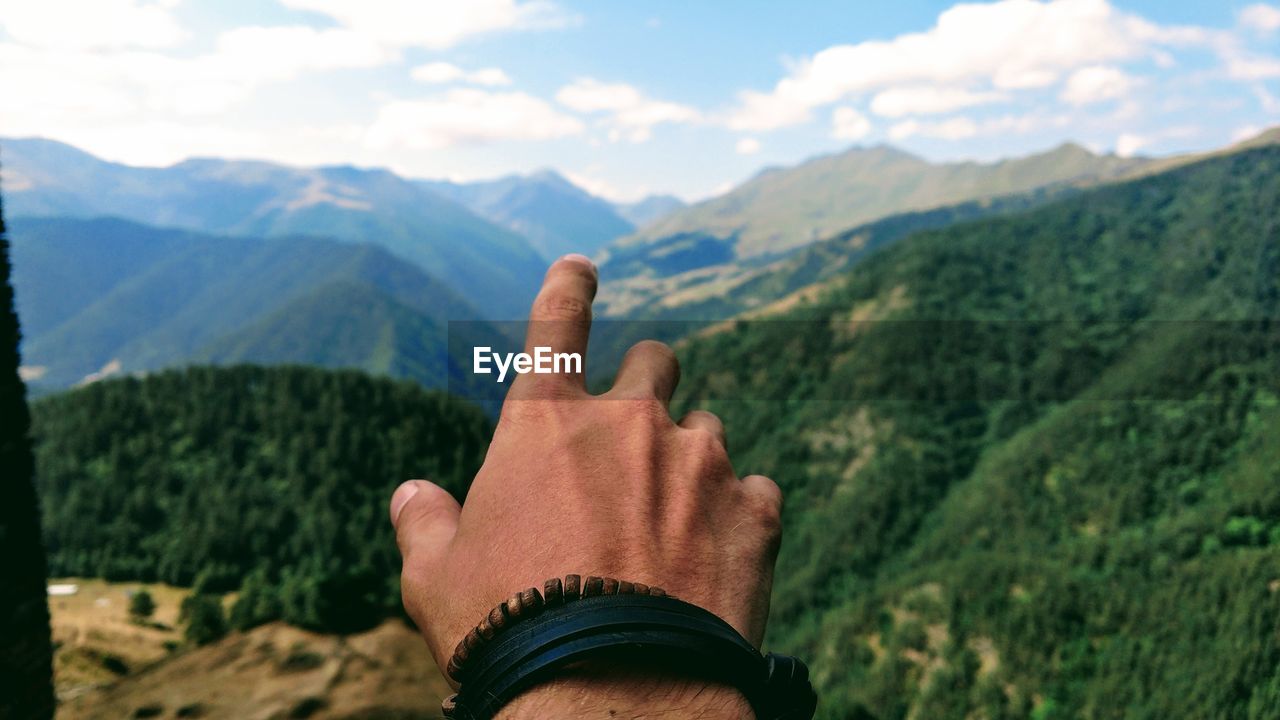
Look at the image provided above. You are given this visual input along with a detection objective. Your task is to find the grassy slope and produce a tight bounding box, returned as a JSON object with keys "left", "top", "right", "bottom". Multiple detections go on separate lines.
{"left": 49, "top": 578, "right": 450, "bottom": 720}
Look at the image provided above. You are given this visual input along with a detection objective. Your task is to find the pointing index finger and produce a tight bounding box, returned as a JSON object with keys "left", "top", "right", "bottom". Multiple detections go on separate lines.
{"left": 509, "top": 254, "right": 597, "bottom": 398}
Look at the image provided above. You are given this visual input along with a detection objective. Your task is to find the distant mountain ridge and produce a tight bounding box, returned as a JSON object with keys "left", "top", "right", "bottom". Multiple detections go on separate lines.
{"left": 420, "top": 169, "right": 635, "bottom": 260}
{"left": 9, "top": 217, "right": 486, "bottom": 389}
{"left": 593, "top": 141, "right": 1161, "bottom": 319}
{"left": 1, "top": 138, "right": 545, "bottom": 318}
{"left": 606, "top": 141, "right": 1151, "bottom": 265}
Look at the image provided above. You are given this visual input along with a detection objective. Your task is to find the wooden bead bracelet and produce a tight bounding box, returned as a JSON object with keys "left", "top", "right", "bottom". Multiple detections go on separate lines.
{"left": 440, "top": 576, "right": 818, "bottom": 720}
{"left": 446, "top": 574, "right": 671, "bottom": 684}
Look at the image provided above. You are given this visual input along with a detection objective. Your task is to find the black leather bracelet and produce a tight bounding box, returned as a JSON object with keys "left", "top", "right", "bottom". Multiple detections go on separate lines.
{"left": 444, "top": 593, "right": 817, "bottom": 720}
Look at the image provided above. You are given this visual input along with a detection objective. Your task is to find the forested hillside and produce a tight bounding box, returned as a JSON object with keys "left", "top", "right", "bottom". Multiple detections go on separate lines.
{"left": 32, "top": 366, "right": 491, "bottom": 633}
{"left": 672, "top": 145, "right": 1280, "bottom": 718}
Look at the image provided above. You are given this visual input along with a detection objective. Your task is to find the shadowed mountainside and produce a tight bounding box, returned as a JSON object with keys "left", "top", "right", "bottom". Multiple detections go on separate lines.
{"left": 9, "top": 217, "right": 489, "bottom": 390}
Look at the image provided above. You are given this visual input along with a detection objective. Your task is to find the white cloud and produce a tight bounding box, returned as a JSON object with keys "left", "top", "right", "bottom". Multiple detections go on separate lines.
{"left": 1115, "top": 132, "right": 1148, "bottom": 157}
{"left": 1256, "top": 85, "right": 1280, "bottom": 112}
{"left": 1240, "top": 4, "right": 1280, "bottom": 32}
{"left": 882, "top": 111, "right": 1069, "bottom": 143}
{"left": 735, "top": 137, "right": 761, "bottom": 155}
{"left": 831, "top": 107, "right": 872, "bottom": 140}
{"left": 1226, "top": 55, "right": 1280, "bottom": 80}
{"left": 411, "top": 61, "right": 513, "bottom": 86}
{"left": 211, "top": 26, "right": 391, "bottom": 83}
{"left": 982, "top": 111, "right": 1072, "bottom": 134}
{"left": 0, "top": 25, "right": 392, "bottom": 127}
{"left": 560, "top": 169, "right": 649, "bottom": 202}
{"left": 727, "top": 0, "right": 1206, "bottom": 131}
{"left": 0, "top": 0, "right": 185, "bottom": 50}
{"left": 1112, "top": 125, "right": 1199, "bottom": 157}
{"left": 556, "top": 78, "right": 699, "bottom": 142}
{"left": 1060, "top": 65, "right": 1138, "bottom": 105}
{"left": 413, "top": 61, "right": 468, "bottom": 83}
{"left": 365, "top": 89, "right": 583, "bottom": 150}
{"left": 468, "top": 68, "right": 514, "bottom": 86}
{"left": 1232, "top": 124, "right": 1263, "bottom": 143}
{"left": 278, "top": 0, "right": 574, "bottom": 50}
{"left": 869, "top": 86, "right": 1008, "bottom": 117}
{"left": 557, "top": 79, "right": 646, "bottom": 112}
{"left": 889, "top": 116, "right": 979, "bottom": 141}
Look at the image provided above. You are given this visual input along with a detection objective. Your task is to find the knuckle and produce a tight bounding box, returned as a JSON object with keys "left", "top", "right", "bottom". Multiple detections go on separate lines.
{"left": 753, "top": 494, "right": 783, "bottom": 528}
{"left": 687, "top": 409, "right": 720, "bottom": 423}
{"left": 500, "top": 396, "right": 572, "bottom": 427}
{"left": 631, "top": 339, "right": 676, "bottom": 363}
{"left": 687, "top": 426, "right": 729, "bottom": 465}
{"left": 746, "top": 482, "right": 783, "bottom": 534}
{"left": 499, "top": 396, "right": 542, "bottom": 423}
{"left": 609, "top": 395, "right": 670, "bottom": 423}
{"left": 533, "top": 292, "right": 590, "bottom": 324}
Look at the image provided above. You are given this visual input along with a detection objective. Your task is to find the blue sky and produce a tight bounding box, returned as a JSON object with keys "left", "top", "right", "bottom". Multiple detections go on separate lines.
{"left": 1, "top": 0, "right": 1277, "bottom": 200}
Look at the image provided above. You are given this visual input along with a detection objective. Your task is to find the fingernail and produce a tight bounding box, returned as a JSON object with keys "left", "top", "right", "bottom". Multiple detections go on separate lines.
{"left": 390, "top": 481, "right": 420, "bottom": 525}
{"left": 559, "top": 253, "right": 597, "bottom": 276}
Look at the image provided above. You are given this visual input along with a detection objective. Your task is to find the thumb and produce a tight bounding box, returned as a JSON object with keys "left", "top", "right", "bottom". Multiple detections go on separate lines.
{"left": 390, "top": 479, "right": 461, "bottom": 564}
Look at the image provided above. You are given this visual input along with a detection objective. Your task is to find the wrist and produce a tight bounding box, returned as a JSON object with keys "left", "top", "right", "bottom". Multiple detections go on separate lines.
{"left": 494, "top": 656, "right": 755, "bottom": 719}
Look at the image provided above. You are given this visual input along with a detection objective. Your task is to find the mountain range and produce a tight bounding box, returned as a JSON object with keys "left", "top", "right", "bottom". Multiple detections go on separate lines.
{"left": 607, "top": 141, "right": 1149, "bottom": 263}
{"left": 594, "top": 141, "right": 1159, "bottom": 318}
{"left": 5, "top": 130, "right": 1277, "bottom": 394}
{"left": 2, "top": 138, "right": 695, "bottom": 322}
{"left": 8, "top": 217, "right": 486, "bottom": 389}
{"left": 2, "top": 138, "right": 547, "bottom": 319}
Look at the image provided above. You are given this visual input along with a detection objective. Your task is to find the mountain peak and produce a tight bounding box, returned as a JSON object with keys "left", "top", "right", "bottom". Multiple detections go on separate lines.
{"left": 527, "top": 167, "right": 568, "bottom": 183}
{"left": 1047, "top": 140, "right": 1096, "bottom": 156}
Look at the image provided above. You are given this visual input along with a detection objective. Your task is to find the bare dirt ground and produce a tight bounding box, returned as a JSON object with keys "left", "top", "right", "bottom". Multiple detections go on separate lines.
{"left": 49, "top": 578, "right": 451, "bottom": 720}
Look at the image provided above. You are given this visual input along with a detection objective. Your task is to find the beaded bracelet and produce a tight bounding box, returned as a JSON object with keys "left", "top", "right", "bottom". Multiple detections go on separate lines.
{"left": 440, "top": 575, "right": 818, "bottom": 720}
{"left": 446, "top": 573, "right": 670, "bottom": 683}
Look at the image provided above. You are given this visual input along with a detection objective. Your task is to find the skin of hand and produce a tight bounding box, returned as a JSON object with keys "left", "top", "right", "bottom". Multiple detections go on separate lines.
{"left": 389, "top": 254, "right": 784, "bottom": 718}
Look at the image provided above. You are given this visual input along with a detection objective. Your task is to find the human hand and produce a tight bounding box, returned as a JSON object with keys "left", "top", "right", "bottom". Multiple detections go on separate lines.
{"left": 390, "top": 254, "right": 783, "bottom": 718}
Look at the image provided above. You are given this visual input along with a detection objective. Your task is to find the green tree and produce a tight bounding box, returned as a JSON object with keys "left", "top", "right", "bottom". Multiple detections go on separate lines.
{"left": 129, "top": 589, "right": 157, "bottom": 623}
{"left": 229, "top": 567, "right": 281, "bottom": 631}
{"left": 0, "top": 156, "right": 55, "bottom": 719}
{"left": 181, "top": 593, "right": 228, "bottom": 647}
